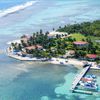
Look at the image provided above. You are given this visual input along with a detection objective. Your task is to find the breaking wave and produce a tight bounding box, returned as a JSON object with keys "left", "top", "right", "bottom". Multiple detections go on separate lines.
{"left": 0, "top": 1, "right": 37, "bottom": 17}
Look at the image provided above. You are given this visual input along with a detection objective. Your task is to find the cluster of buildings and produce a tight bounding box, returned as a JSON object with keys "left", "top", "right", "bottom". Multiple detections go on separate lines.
{"left": 9, "top": 31, "right": 99, "bottom": 61}
{"left": 73, "top": 41, "right": 98, "bottom": 60}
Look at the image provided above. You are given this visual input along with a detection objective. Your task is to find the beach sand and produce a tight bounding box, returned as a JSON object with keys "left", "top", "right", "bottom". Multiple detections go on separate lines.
{"left": 49, "top": 58, "right": 84, "bottom": 69}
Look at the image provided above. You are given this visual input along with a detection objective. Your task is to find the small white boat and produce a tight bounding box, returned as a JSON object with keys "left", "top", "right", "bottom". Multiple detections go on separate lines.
{"left": 84, "top": 82, "right": 98, "bottom": 90}
{"left": 79, "top": 81, "right": 98, "bottom": 90}
{"left": 91, "top": 66, "right": 100, "bottom": 70}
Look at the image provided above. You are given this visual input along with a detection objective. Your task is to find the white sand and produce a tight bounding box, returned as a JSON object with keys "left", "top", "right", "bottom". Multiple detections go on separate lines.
{"left": 7, "top": 47, "right": 98, "bottom": 69}
{"left": 49, "top": 58, "right": 84, "bottom": 68}
{"left": 67, "top": 58, "right": 84, "bottom": 66}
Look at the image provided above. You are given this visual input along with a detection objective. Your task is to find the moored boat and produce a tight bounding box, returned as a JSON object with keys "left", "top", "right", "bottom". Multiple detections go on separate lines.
{"left": 85, "top": 74, "right": 96, "bottom": 79}
{"left": 79, "top": 80, "right": 98, "bottom": 90}
{"left": 81, "top": 77, "right": 96, "bottom": 82}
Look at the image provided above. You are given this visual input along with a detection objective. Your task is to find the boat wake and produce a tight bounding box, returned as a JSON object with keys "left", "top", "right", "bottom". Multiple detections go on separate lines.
{"left": 0, "top": 0, "right": 37, "bottom": 18}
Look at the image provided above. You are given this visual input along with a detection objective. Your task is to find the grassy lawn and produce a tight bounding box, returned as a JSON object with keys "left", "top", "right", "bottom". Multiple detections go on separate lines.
{"left": 70, "top": 33, "right": 86, "bottom": 41}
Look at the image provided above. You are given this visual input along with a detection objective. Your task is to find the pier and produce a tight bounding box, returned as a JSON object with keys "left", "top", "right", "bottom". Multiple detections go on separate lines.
{"left": 73, "top": 89, "right": 93, "bottom": 95}
{"left": 71, "top": 65, "right": 91, "bottom": 92}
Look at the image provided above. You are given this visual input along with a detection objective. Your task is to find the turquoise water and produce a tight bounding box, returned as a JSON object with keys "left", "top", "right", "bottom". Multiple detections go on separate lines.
{"left": 0, "top": 0, "right": 100, "bottom": 100}
{"left": 0, "top": 0, "right": 100, "bottom": 36}
{"left": 0, "top": 0, "right": 30, "bottom": 10}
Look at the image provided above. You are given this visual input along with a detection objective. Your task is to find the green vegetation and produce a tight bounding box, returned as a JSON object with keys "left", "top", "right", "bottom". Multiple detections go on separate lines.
{"left": 70, "top": 33, "right": 86, "bottom": 41}
{"left": 57, "top": 20, "right": 100, "bottom": 62}
{"left": 11, "top": 20, "right": 100, "bottom": 62}
{"left": 11, "top": 31, "right": 68, "bottom": 58}
{"left": 57, "top": 20, "right": 100, "bottom": 36}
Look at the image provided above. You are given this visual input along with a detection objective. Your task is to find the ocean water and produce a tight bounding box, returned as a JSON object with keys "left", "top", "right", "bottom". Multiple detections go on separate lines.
{"left": 0, "top": 0, "right": 100, "bottom": 100}
{"left": 0, "top": 0, "right": 31, "bottom": 10}
{"left": 0, "top": 0, "right": 100, "bottom": 36}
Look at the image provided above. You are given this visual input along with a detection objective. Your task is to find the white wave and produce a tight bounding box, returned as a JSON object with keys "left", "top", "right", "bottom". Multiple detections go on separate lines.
{"left": 0, "top": 1, "right": 37, "bottom": 18}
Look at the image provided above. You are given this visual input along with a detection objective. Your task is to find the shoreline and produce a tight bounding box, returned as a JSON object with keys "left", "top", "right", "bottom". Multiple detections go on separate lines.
{"left": 7, "top": 47, "right": 99, "bottom": 70}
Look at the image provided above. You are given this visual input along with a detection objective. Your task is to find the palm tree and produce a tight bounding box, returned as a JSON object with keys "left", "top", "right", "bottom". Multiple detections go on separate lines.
{"left": 18, "top": 44, "right": 22, "bottom": 51}
{"left": 40, "top": 29, "right": 43, "bottom": 34}
{"left": 53, "top": 28, "right": 55, "bottom": 31}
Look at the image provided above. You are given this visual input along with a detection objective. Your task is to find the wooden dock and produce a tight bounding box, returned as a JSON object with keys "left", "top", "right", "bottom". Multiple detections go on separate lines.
{"left": 71, "top": 66, "right": 91, "bottom": 92}
{"left": 73, "top": 89, "right": 93, "bottom": 95}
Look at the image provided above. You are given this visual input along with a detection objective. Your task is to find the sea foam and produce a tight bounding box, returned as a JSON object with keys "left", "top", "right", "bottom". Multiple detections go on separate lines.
{"left": 0, "top": 1, "right": 37, "bottom": 18}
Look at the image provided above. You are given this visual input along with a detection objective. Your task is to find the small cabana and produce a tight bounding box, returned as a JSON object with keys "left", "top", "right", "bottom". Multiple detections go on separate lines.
{"left": 25, "top": 45, "right": 43, "bottom": 50}
{"left": 86, "top": 54, "right": 97, "bottom": 60}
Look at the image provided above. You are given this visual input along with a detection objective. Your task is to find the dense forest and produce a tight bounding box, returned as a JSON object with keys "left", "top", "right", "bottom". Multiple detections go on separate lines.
{"left": 57, "top": 20, "right": 100, "bottom": 37}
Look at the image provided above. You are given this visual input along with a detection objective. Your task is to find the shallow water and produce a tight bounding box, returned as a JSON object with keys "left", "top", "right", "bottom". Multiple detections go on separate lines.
{"left": 0, "top": 0, "right": 100, "bottom": 100}
{"left": 0, "top": 61, "right": 78, "bottom": 100}
{"left": 0, "top": 0, "right": 100, "bottom": 36}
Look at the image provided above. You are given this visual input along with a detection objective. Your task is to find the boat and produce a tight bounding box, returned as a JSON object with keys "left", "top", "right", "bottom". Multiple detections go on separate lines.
{"left": 83, "top": 63, "right": 90, "bottom": 68}
{"left": 85, "top": 74, "right": 96, "bottom": 79}
{"left": 79, "top": 81, "right": 98, "bottom": 90}
{"left": 84, "top": 82, "right": 98, "bottom": 90}
{"left": 79, "top": 81, "right": 85, "bottom": 86}
{"left": 60, "top": 62, "right": 64, "bottom": 64}
{"left": 91, "top": 74, "right": 96, "bottom": 79}
{"left": 81, "top": 78, "right": 96, "bottom": 82}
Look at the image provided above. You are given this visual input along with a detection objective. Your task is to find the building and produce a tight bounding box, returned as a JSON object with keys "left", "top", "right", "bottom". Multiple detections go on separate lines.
{"left": 48, "top": 31, "right": 69, "bottom": 38}
{"left": 63, "top": 50, "right": 75, "bottom": 58}
{"left": 86, "top": 54, "right": 97, "bottom": 60}
{"left": 25, "top": 45, "right": 43, "bottom": 50}
{"left": 73, "top": 41, "right": 88, "bottom": 48}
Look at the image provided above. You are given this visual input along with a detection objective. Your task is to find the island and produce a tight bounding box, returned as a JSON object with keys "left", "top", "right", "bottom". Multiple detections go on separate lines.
{"left": 7, "top": 20, "right": 100, "bottom": 68}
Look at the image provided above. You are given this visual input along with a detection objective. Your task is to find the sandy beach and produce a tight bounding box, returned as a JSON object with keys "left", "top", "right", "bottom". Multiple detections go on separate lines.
{"left": 6, "top": 40, "right": 98, "bottom": 70}
{"left": 7, "top": 46, "right": 98, "bottom": 69}
{"left": 49, "top": 58, "right": 85, "bottom": 68}
{"left": 7, "top": 51, "right": 86, "bottom": 69}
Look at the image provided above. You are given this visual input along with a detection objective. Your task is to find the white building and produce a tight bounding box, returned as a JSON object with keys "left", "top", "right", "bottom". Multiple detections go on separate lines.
{"left": 48, "top": 31, "right": 68, "bottom": 38}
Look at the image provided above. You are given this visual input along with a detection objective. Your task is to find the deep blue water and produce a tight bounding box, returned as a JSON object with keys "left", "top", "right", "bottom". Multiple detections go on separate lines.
{"left": 0, "top": 0, "right": 100, "bottom": 100}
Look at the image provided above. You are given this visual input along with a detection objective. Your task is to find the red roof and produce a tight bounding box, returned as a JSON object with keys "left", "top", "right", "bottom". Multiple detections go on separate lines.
{"left": 73, "top": 41, "right": 88, "bottom": 45}
{"left": 36, "top": 45, "right": 43, "bottom": 49}
{"left": 26, "top": 46, "right": 35, "bottom": 50}
{"left": 26, "top": 45, "right": 43, "bottom": 50}
{"left": 86, "top": 54, "right": 97, "bottom": 59}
